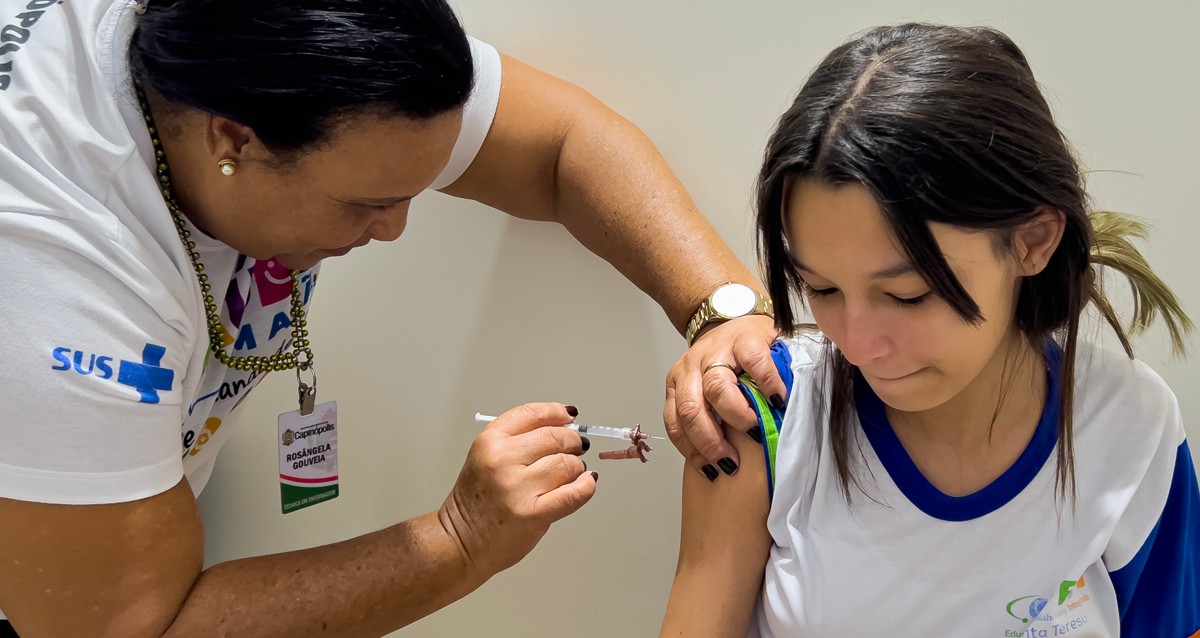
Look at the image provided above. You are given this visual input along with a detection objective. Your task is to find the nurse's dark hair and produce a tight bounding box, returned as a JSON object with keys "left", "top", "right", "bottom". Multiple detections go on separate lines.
{"left": 755, "top": 23, "right": 1192, "bottom": 506}
{"left": 128, "top": 0, "right": 474, "bottom": 155}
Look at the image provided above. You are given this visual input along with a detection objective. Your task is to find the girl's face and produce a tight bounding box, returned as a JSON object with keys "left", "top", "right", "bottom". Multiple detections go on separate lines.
{"left": 784, "top": 178, "right": 1027, "bottom": 414}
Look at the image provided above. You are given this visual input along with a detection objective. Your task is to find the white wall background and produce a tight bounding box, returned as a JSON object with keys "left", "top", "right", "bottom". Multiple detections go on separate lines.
{"left": 198, "top": 1, "right": 1200, "bottom": 636}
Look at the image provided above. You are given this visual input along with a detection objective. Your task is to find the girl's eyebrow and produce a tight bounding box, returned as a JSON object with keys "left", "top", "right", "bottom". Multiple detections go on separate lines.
{"left": 791, "top": 256, "right": 917, "bottom": 280}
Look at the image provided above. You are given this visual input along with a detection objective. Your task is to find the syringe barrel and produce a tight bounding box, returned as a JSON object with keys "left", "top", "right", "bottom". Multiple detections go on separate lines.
{"left": 571, "top": 424, "right": 632, "bottom": 440}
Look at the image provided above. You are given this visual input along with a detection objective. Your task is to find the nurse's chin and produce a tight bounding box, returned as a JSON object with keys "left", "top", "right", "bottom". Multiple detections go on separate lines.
{"left": 272, "top": 252, "right": 325, "bottom": 270}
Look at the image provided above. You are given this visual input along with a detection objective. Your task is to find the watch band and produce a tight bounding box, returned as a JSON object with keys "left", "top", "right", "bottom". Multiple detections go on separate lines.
{"left": 684, "top": 297, "right": 717, "bottom": 346}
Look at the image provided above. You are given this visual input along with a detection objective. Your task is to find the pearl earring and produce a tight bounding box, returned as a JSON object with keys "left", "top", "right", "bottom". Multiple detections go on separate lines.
{"left": 218, "top": 159, "right": 238, "bottom": 176}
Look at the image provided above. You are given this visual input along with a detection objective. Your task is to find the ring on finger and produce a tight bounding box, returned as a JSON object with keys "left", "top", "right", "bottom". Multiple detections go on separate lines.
{"left": 702, "top": 361, "right": 737, "bottom": 375}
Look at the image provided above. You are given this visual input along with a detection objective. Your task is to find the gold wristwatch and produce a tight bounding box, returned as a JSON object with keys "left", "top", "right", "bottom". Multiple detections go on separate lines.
{"left": 684, "top": 282, "right": 774, "bottom": 346}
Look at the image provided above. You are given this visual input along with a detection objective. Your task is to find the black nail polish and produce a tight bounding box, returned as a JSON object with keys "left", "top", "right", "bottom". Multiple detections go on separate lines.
{"left": 580, "top": 436, "right": 591, "bottom": 453}
{"left": 702, "top": 465, "right": 719, "bottom": 481}
{"left": 566, "top": 405, "right": 579, "bottom": 418}
{"left": 582, "top": 460, "right": 588, "bottom": 472}
{"left": 769, "top": 394, "right": 786, "bottom": 409}
{"left": 718, "top": 457, "right": 738, "bottom": 476}
{"left": 591, "top": 471, "right": 599, "bottom": 482}
{"left": 747, "top": 426, "right": 763, "bottom": 444}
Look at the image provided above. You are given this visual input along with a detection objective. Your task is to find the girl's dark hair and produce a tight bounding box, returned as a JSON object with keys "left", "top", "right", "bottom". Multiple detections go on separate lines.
{"left": 755, "top": 23, "right": 1192, "bottom": 505}
{"left": 128, "top": 0, "right": 474, "bottom": 154}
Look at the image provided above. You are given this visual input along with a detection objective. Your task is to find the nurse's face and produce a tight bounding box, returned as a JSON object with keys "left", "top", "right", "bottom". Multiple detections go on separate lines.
{"left": 204, "top": 108, "right": 464, "bottom": 270}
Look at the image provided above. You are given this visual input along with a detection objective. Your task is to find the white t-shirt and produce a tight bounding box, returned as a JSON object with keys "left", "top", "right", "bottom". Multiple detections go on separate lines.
{"left": 0, "top": 0, "right": 501, "bottom": 506}
{"left": 739, "top": 335, "right": 1199, "bottom": 638}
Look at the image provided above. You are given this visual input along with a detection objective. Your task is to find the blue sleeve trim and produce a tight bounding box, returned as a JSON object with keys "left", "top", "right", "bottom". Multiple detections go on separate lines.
{"left": 1109, "top": 440, "right": 1200, "bottom": 637}
{"left": 761, "top": 340, "right": 795, "bottom": 425}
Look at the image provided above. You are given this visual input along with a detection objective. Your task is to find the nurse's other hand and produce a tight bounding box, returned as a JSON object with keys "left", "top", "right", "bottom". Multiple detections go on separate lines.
{"left": 664, "top": 315, "right": 784, "bottom": 479}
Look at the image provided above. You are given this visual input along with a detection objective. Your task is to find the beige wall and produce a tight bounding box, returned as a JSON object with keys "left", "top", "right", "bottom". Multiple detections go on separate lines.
{"left": 199, "top": 1, "right": 1200, "bottom": 635}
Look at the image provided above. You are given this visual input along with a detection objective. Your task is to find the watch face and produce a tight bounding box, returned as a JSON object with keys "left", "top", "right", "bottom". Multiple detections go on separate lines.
{"left": 711, "top": 283, "right": 757, "bottom": 318}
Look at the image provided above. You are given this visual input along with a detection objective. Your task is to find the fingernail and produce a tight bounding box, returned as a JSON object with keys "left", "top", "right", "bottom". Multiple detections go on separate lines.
{"left": 566, "top": 405, "right": 579, "bottom": 418}
{"left": 580, "top": 436, "right": 591, "bottom": 453}
{"left": 582, "top": 460, "right": 588, "bottom": 472}
{"left": 718, "top": 457, "right": 738, "bottom": 476}
{"left": 702, "top": 465, "right": 719, "bottom": 481}
{"left": 769, "top": 394, "right": 786, "bottom": 409}
{"left": 590, "top": 471, "right": 599, "bottom": 482}
{"left": 747, "top": 426, "right": 763, "bottom": 444}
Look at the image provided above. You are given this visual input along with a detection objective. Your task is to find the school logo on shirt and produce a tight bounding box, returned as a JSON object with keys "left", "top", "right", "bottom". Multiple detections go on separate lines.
{"left": 51, "top": 342, "right": 176, "bottom": 404}
{"left": 1001, "top": 576, "right": 1090, "bottom": 637}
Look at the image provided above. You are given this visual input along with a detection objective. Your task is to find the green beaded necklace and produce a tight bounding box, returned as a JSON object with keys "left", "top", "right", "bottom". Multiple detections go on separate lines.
{"left": 135, "top": 84, "right": 318, "bottom": 412}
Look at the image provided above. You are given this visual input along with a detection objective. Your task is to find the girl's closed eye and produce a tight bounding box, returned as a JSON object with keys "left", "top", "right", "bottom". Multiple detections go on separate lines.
{"left": 799, "top": 280, "right": 838, "bottom": 298}
{"left": 889, "top": 291, "right": 931, "bottom": 307}
{"left": 801, "top": 280, "right": 931, "bottom": 307}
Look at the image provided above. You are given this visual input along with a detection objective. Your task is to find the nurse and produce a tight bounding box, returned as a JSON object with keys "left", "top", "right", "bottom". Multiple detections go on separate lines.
{"left": 0, "top": 1, "right": 784, "bottom": 635}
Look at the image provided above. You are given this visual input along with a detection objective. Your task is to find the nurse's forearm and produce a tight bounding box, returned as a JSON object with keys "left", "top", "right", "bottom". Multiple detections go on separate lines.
{"left": 438, "top": 55, "right": 760, "bottom": 332}
{"left": 165, "top": 511, "right": 484, "bottom": 638}
{"left": 553, "top": 109, "right": 761, "bottom": 333}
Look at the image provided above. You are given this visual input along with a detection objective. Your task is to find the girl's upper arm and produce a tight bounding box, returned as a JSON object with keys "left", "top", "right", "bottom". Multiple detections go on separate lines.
{"left": 661, "top": 424, "right": 772, "bottom": 638}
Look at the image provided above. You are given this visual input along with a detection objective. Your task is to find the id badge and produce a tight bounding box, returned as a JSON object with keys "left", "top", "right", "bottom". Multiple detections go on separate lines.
{"left": 278, "top": 401, "right": 339, "bottom": 514}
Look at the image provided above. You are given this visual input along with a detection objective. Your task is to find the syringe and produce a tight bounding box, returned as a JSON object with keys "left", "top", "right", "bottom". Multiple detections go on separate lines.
{"left": 473, "top": 413, "right": 666, "bottom": 442}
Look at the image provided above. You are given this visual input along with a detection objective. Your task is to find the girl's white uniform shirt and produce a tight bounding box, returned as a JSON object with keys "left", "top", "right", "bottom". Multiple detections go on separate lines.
{"left": 745, "top": 335, "right": 1198, "bottom": 638}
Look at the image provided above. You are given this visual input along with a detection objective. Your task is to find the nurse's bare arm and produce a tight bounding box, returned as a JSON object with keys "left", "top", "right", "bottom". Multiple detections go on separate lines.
{"left": 0, "top": 480, "right": 477, "bottom": 638}
{"left": 0, "top": 481, "right": 203, "bottom": 637}
{"left": 660, "top": 425, "right": 772, "bottom": 637}
{"left": 0, "top": 404, "right": 593, "bottom": 638}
